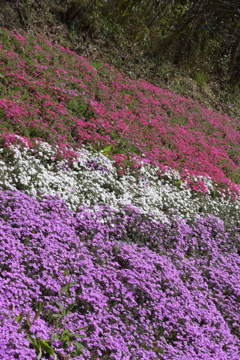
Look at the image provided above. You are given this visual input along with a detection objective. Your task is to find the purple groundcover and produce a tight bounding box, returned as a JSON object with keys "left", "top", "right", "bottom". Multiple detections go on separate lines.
{"left": 0, "top": 189, "right": 239, "bottom": 359}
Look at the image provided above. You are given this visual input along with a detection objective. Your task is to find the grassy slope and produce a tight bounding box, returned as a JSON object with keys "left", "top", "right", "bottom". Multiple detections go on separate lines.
{"left": 1, "top": 0, "right": 240, "bottom": 121}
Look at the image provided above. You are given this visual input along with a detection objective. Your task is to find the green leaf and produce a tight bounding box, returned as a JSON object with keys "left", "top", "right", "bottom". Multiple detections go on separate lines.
{"left": 56, "top": 302, "right": 64, "bottom": 311}
{"left": 101, "top": 145, "right": 112, "bottom": 155}
{"left": 27, "top": 335, "right": 39, "bottom": 350}
{"left": 63, "top": 269, "right": 69, "bottom": 276}
{"left": 36, "top": 347, "right": 42, "bottom": 360}
{"left": 38, "top": 339, "right": 55, "bottom": 355}
{"left": 51, "top": 313, "right": 61, "bottom": 318}
{"left": 63, "top": 335, "right": 70, "bottom": 342}
{"left": 62, "top": 329, "right": 70, "bottom": 335}
{"left": 69, "top": 332, "right": 86, "bottom": 338}
{"left": 60, "top": 281, "right": 76, "bottom": 295}
{"left": 33, "top": 302, "right": 44, "bottom": 322}
{"left": 16, "top": 311, "right": 25, "bottom": 323}
{"left": 26, "top": 311, "right": 31, "bottom": 327}
{"left": 175, "top": 179, "right": 182, "bottom": 187}
{"left": 74, "top": 325, "right": 88, "bottom": 331}
{"left": 28, "top": 336, "right": 56, "bottom": 357}
{"left": 65, "top": 302, "right": 76, "bottom": 314}
{"left": 72, "top": 340, "right": 86, "bottom": 350}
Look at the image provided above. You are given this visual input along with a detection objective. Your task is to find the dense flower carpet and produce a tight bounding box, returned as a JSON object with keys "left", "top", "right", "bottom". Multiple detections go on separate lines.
{"left": 0, "top": 29, "right": 239, "bottom": 359}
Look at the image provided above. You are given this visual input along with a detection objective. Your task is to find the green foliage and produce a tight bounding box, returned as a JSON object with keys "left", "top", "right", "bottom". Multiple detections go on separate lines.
{"left": 67, "top": 98, "right": 94, "bottom": 120}
{"left": 27, "top": 336, "right": 56, "bottom": 360}
{"left": 173, "top": 179, "right": 183, "bottom": 188}
{"left": 51, "top": 328, "right": 86, "bottom": 357}
{"left": 100, "top": 145, "right": 113, "bottom": 156}
{"left": 15, "top": 310, "right": 25, "bottom": 323}
{"left": 1, "top": 0, "right": 240, "bottom": 117}
{"left": 11, "top": 281, "right": 87, "bottom": 358}
{"left": 60, "top": 281, "right": 77, "bottom": 297}
{"left": 230, "top": 168, "right": 240, "bottom": 185}
{"left": 195, "top": 73, "right": 209, "bottom": 87}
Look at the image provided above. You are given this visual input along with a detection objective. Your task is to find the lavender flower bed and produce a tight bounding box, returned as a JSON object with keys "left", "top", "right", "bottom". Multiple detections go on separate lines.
{"left": 1, "top": 189, "right": 239, "bottom": 359}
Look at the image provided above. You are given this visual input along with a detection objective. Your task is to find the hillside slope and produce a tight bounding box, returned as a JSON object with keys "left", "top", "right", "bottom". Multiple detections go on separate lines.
{"left": 0, "top": 28, "right": 239, "bottom": 360}
{"left": 1, "top": 0, "right": 240, "bottom": 120}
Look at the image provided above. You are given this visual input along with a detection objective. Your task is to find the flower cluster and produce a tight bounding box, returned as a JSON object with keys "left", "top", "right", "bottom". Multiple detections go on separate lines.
{"left": 0, "top": 29, "right": 239, "bottom": 193}
{"left": 0, "top": 140, "right": 239, "bottom": 228}
{"left": 0, "top": 28, "right": 239, "bottom": 360}
{"left": 0, "top": 190, "right": 239, "bottom": 359}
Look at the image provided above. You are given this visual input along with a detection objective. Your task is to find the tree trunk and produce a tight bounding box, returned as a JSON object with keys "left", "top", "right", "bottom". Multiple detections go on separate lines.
{"left": 229, "top": 30, "right": 240, "bottom": 77}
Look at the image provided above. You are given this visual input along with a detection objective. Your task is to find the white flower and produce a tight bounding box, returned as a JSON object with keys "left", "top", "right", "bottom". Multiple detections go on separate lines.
{"left": 0, "top": 138, "right": 239, "bottom": 229}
